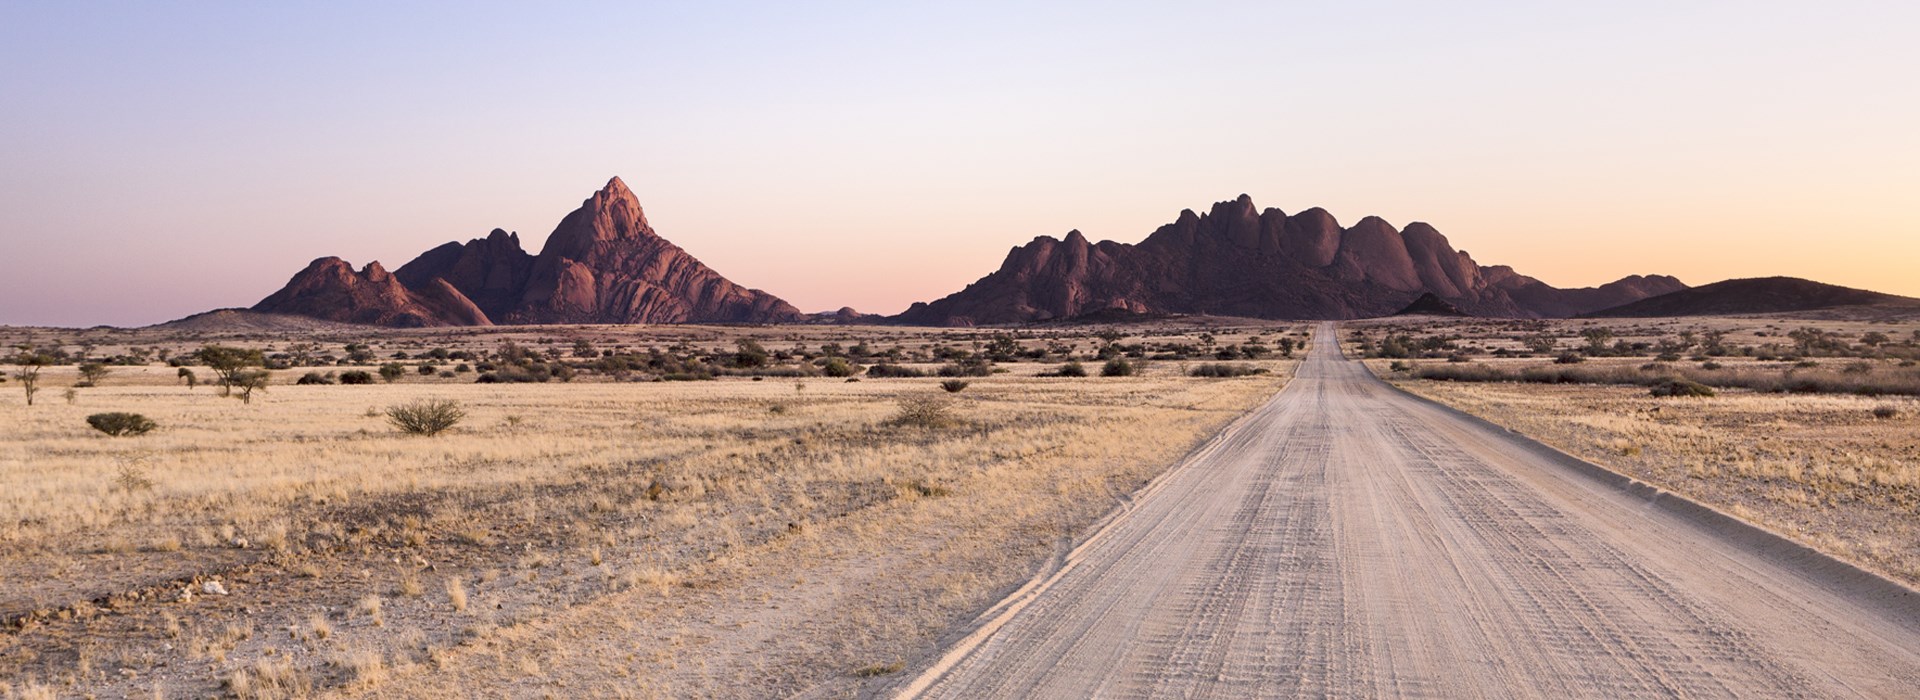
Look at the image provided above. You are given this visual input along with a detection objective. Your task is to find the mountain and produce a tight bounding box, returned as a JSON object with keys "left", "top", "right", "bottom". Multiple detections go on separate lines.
{"left": 253, "top": 178, "right": 804, "bottom": 326}
{"left": 895, "top": 195, "right": 1685, "bottom": 325}
{"left": 1582, "top": 277, "right": 1920, "bottom": 318}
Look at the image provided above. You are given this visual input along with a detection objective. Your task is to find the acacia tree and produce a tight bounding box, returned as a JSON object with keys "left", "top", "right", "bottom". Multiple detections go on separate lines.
{"left": 196, "top": 345, "right": 266, "bottom": 399}
{"left": 229, "top": 370, "right": 270, "bottom": 404}
{"left": 10, "top": 350, "right": 50, "bottom": 406}
{"left": 77, "top": 362, "right": 111, "bottom": 387}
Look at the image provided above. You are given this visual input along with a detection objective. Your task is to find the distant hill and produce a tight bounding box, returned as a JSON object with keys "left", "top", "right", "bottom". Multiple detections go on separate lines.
{"left": 894, "top": 195, "right": 1684, "bottom": 325}
{"left": 151, "top": 308, "right": 368, "bottom": 333}
{"left": 1582, "top": 277, "right": 1919, "bottom": 318}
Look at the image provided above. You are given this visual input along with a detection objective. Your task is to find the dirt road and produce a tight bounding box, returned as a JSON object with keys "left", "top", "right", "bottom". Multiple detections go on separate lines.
{"left": 898, "top": 323, "right": 1920, "bottom": 698}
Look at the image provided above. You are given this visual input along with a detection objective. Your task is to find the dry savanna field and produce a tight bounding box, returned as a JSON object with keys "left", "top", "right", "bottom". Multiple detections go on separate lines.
{"left": 1344, "top": 314, "right": 1920, "bottom": 587}
{"left": 0, "top": 320, "right": 1302, "bottom": 698}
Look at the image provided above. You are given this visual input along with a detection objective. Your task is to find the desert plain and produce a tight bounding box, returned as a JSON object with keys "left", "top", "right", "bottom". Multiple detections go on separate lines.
{"left": 2, "top": 312, "right": 1918, "bottom": 698}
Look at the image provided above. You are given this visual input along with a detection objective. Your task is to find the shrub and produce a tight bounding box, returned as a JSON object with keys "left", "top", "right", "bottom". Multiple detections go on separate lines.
{"left": 1189, "top": 363, "right": 1266, "bottom": 378}
{"left": 867, "top": 364, "right": 924, "bottom": 378}
{"left": 296, "top": 371, "right": 334, "bottom": 385}
{"left": 820, "top": 357, "right": 860, "bottom": 377}
{"left": 1873, "top": 405, "right": 1900, "bottom": 419}
{"left": 385, "top": 399, "right": 466, "bottom": 437}
{"left": 1554, "top": 352, "right": 1586, "bottom": 364}
{"left": 1054, "top": 361, "right": 1088, "bottom": 377}
{"left": 338, "top": 370, "right": 375, "bottom": 385}
{"left": 1101, "top": 359, "right": 1135, "bottom": 377}
{"left": 87, "top": 412, "right": 156, "bottom": 437}
{"left": 379, "top": 363, "right": 405, "bottom": 382}
{"left": 939, "top": 380, "right": 970, "bottom": 393}
{"left": 417, "top": 364, "right": 437, "bottom": 376}
{"left": 937, "top": 359, "right": 993, "bottom": 377}
{"left": 1649, "top": 379, "right": 1716, "bottom": 398}
{"left": 887, "top": 396, "right": 956, "bottom": 429}
{"left": 1389, "top": 361, "right": 1412, "bottom": 373}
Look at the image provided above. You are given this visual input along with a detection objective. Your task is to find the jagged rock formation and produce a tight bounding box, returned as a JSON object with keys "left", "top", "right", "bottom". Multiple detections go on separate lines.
{"left": 253, "top": 258, "right": 491, "bottom": 327}
{"left": 896, "top": 195, "right": 1686, "bottom": 325}
{"left": 1582, "top": 277, "right": 1919, "bottom": 318}
{"left": 254, "top": 178, "right": 803, "bottom": 326}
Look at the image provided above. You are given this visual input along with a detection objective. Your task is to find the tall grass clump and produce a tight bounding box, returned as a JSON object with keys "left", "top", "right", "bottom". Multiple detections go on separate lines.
{"left": 385, "top": 399, "right": 466, "bottom": 436}
{"left": 887, "top": 396, "right": 957, "bottom": 429}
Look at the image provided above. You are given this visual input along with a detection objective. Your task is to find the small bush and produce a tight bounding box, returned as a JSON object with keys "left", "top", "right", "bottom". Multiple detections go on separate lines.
{"left": 936, "top": 360, "right": 993, "bottom": 377}
{"left": 939, "top": 379, "right": 970, "bottom": 393}
{"left": 296, "top": 371, "right": 334, "bottom": 385}
{"left": 820, "top": 357, "right": 860, "bottom": 377}
{"left": 1649, "top": 379, "right": 1716, "bottom": 398}
{"left": 888, "top": 396, "right": 956, "bottom": 429}
{"left": 1388, "top": 361, "right": 1412, "bottom": 372}
{"left": 386, "top": 399, "right": 466, "bottom": 436}
{"left": 339, "top": 370, "right": 375, "bottom": 385}
{"left": 1873, "top": 405, "right": 1900, "bottom": 420}
{"left": 379, "top": 363, "right": 406, "bottom": 382}
{"left": 417, "top": 364, "right": 437, "bottom": 376}
{"left": 867, "top": 364, "right": 924, "bottom": 378}
{"left": 87, "top": 412, "right": 157, "bottom": 437}
{"left": 1554, "top": 352, "right": 1586, "bottom": 364}
{"left": 1054, "top": 361, "right": 1088, "bottom": 377}
{"left": 1101, "top": 359, "right": 1135, "bottom": 377}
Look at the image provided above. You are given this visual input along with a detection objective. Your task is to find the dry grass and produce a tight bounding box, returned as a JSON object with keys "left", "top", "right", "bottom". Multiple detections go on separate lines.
{"left": 0, "top": 321, "right": 1301, "bottom": 697}
{"left": 1383, "top": 366, "right": 1920, "bottom": 585}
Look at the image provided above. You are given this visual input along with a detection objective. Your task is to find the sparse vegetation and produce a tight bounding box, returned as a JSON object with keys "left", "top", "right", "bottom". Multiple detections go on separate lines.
{"left": 0, "top": 322, "right": 1301, "bottom": 696}
{"left": 939, "top": 379, "right": 970, "bottom": 393}
{"left": 1101, "top": 358, "right": 1135, "bottom": 377}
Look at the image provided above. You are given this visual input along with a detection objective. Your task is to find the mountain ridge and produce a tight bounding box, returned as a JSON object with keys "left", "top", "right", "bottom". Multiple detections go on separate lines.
{"left": 894, "top": 195, "right": 1687, "bottom": 324}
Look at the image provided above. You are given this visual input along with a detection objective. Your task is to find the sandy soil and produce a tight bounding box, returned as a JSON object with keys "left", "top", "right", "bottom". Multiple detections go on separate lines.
{"left": 897, "top": 323, "right": 1920, "bottom": 698}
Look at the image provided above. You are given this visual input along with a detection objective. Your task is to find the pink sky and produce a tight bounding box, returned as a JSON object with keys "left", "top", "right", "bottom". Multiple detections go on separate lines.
{"left": 2, "top": 2, "right": 1915, "bottom": 326}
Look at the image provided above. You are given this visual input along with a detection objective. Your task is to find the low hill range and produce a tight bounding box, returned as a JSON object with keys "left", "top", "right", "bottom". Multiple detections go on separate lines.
{"left": 233, "top": 178, "right": 1909, "bottom": 328}
{"left": 1582, "top": 277, "right": 1920, "bottom": 318}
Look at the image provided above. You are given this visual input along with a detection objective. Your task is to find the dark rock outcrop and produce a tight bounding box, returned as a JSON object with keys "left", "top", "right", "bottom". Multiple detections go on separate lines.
{"left": 1393, "top": 292, "right": 1469, "bottom": 317}
{"left": 896, "top": 195, "right": 1687, "bottom": 325}
{"left": 255, "top": 178, "right": 803, "bottom": 326}
{"left": 1582, "top": 277, "right": 1918, "bottom": 318}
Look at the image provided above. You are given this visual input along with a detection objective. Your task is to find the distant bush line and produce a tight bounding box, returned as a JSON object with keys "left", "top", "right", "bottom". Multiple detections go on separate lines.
{"left": 1406, "top": 361, "right": 1920, "bottom": 397}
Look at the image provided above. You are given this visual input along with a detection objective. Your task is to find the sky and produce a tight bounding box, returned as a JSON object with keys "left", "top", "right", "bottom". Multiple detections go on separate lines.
{"left": 2, "top": 1, "right": 1916, "bottom": 326}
